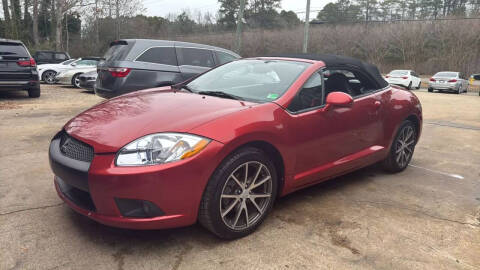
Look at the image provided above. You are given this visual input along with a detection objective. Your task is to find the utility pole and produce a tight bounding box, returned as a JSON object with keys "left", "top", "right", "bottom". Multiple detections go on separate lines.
{"left": 235, "top": 0, "right": 246, "bottom": 54}
{"left": 302, "top": 0, "right": 311, "bottom": 53}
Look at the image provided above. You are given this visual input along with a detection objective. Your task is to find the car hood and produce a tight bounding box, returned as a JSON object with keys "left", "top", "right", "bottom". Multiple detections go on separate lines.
{"left": 64, "top": 88, "right": 256, "bottom": 153}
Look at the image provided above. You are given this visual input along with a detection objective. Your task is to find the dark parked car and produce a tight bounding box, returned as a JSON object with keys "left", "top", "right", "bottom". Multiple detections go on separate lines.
{"left": 33, "top": 50, "right": 70, "bottom": 65}
{"left": 79, "top": 70, "right": 97, "bottom": 91}
{"left": 95, "top": 39, "right": 240, "bottom": 98}
{"left": 0, "top": 39, "right": 40, "bottom": 98}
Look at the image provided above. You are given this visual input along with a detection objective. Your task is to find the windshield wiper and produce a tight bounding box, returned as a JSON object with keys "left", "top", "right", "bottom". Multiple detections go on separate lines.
{"left": 181, "top": 85, "right": 194, "bottom": 92}
{"left": 198, "top": 91, "right": 243, "bottom": 101}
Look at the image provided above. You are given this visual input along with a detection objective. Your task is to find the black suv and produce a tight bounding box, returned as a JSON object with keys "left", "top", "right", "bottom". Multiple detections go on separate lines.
{"left": 0, "top": 39, "right": 40, "bottom": 98}
{"left": 33, "top": 50, "right": 71, "bottom": 65}
{"left": 95, "top": 39, "right": 240, "bottom": 98}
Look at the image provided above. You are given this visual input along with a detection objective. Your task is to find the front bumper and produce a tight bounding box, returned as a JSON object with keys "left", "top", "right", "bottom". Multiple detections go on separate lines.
{"left": 79, "top": 79, "right": 95, "bottom": 90}
{"left": 49, "top": 133, "right": 224, "bottom": 230}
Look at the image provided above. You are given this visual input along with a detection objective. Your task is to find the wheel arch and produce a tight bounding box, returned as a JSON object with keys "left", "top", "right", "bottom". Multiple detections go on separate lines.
{"left": 71, "top": 72, "right": 83, "bottom": 86}
{"left": 41, "top": 69, "right": 56, "bottom": 80}
{"left": 406, "top": 114, "right": 421, "bottom": 144}
{"left": 218, "top": 140, "right": 286, "bottom": 198}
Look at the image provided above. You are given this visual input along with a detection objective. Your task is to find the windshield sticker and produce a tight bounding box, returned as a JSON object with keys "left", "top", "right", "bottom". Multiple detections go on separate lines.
{"left": 267, "top": 93, "right": 279, "bottom": 99}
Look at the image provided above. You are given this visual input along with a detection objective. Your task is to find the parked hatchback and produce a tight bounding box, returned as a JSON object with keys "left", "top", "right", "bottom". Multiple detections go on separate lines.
{"left": 33, "top": 50, "right": 70, "bottom": 65}
{"left": 95, "top": 39, "right": 240, "bottom": 98}
{"left": 0, "top": 39, "right": 40, "bottom": 97}
{"left": 428, "top": 72, "right": 468, "bottom": 94}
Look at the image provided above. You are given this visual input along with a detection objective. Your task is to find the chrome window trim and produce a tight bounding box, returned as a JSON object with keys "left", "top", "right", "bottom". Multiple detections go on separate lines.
{"left": 133, "top": 45, "right": 218, "bottom": 68}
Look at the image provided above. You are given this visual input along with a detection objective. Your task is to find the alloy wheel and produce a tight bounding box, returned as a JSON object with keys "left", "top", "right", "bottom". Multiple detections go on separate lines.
{"left": 220, "top": 161, "right": 272, "bottom": 230}
{"left": 395, "top": 125, "right": 415, "bottom": 168}
{"left": 44, "top": 71, "right": 56, "bottom": 84}
{"left": 73, "top": 75, "right": 81, "bottom": 88}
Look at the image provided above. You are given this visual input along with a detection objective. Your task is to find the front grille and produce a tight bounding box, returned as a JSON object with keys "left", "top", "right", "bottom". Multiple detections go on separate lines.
{"left": 59, "top": 132, "right": 94, "bottom": 162}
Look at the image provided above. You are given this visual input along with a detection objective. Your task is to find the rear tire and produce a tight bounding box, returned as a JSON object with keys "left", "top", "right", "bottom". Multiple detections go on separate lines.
{"left": 199, "top": 147, "right": 278, "bottom": 239}
{"left": 428, "top": 87, "right": 433, "bottom": 92}
{"left": 382, "top": 120, "right": 417, "bottom": 173}
{"left": 407, "top": 82, "right": 412, "bottom": 90}
{"left": 416, "top": 81, "right": 421, "bottom": 89}
{"left": 28, "top": 87, "right": 41, "bottom": 98}
{"left": 42, "top": 70, "right": 57, "bottom": 84}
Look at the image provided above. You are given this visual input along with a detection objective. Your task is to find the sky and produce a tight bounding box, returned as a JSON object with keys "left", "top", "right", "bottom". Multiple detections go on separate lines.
{"left": 142, "top": 0, "right": 328, "bottom": 20}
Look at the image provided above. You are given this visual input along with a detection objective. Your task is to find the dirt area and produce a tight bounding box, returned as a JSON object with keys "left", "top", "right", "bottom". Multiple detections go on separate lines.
{"left": 1, "top": 85, "right": 479, "bottom": 270}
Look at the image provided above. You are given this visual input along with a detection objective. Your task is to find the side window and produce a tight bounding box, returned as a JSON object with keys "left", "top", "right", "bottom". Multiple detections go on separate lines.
{"left": 177, "top": 48, "right": 215, "bottom": 68}
{"left": 36, "top": 52, "right": 51, "bottom": 60}
{"left": 136, "top": 47, "right": 177, "bottom": 66}
{"left": 76, "top": 60, "right": 98, "bottom": 66}
{"left": 55, "top": 53, "right": 67, "bottom": 60}
{"left": 323, "top": 68, "right": 376, "bottom": 97}
{"left": 216, "top": 51, "right": 238, "bottom": 65}
{"left": 288, "top": 71, "right": 324, "bottom": 113}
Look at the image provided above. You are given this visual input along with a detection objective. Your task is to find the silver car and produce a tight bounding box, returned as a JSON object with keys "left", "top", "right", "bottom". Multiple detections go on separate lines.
{"left": 428, "top": 71, "right": 468, "bottom": 94}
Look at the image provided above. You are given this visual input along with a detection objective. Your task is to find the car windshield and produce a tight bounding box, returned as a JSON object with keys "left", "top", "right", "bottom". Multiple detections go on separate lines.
{"left": 61, "top": 59, "right": 76, "bottom": 65}
{"left": 186, "top": 59, "right": 310, "bottom": 103}
{"left": 389, "top": 70, "right": 408, "bottom": 76}
{"left": 434, "top": 72, "right": 457, "bottom": 78}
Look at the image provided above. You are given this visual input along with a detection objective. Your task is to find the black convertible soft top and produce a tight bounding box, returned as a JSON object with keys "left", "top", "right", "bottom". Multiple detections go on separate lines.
{"left": 266, "top": 53, "right": 388, "bottom": 89}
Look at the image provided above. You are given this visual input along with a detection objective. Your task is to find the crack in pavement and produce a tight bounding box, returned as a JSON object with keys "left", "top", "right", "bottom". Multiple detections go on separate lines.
{"left": 0, "top": 202, "right": 64, "bottom": 216}
{"left": 350, "top": 200, "right": 480, "bottom": 228}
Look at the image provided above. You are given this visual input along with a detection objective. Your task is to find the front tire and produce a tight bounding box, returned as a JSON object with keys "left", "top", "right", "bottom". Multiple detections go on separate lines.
{"left": 199, "top": 147, "right": 278, "bottom": 239}
{"left": 71, "top": 73, "right": 81, "bottom": 88}
{"left": 382, "top": 120, "right": 417, "bottom": 173}
{"left": 416, "top": 81, "right": 421, "bottom": 89}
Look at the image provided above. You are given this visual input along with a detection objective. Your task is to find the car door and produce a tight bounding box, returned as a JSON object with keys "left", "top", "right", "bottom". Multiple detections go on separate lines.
{"left": 287, "top": 69, "right": 384, "bottom": 187}
{"left": 176, "top": 47, "right": 215, "bottom": 80}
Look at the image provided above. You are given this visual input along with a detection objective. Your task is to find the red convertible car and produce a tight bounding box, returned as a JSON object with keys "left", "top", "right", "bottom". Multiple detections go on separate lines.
{"left": 49, "top": 54, "right": 422, "bottom": 239}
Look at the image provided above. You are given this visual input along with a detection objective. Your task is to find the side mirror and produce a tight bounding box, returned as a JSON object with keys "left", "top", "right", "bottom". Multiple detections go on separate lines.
{"left": 71, "top": 63, "right": 77, "bottom": 66}
{"left": 322, "top": 92, "right": 353, "bottom": 111}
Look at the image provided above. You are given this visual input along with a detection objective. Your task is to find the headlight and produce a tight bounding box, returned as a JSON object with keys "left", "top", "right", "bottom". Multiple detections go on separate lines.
{"left": 116, "top": 133, "right": 210, "bottom": 166}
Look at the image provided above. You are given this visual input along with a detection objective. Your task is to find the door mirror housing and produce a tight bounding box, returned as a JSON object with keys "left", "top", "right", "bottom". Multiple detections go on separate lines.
{"left": 71, "top": 63, "right": 77, "bottom": 66}
{"left": 322, "top": 92, "right": 353, "bottom": 111}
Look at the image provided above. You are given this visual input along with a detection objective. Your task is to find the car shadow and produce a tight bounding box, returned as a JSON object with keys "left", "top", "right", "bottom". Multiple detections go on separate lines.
{"left": 63, "top": 164, "right": 383, "bottom": 248}
{"left": 0, "top": 90, "right": 31, "bottom": 100}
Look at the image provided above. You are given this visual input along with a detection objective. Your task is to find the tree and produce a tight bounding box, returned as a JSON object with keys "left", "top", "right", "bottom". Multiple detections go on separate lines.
{"left": 278, "top": 10, "right": 301, "bottom": 27}
{"left": 317, "top": 0, "right": 362, "bottom": 22}
{"left": 245, "top": 0, "right": 281, "bottom": 28}
{"left": 218, "top": 0, "right": 240, "bottom": 30}
{"left": 2, "top": 0, "right": 12, "bottom": 38}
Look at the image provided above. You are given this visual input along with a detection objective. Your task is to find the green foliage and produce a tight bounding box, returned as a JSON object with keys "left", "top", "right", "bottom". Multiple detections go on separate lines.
{"left": 218, "top": 0, "right": 240, "bottom": 30}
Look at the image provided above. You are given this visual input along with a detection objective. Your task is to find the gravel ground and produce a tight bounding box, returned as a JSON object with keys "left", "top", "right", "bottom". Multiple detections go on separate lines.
{"left": 1, "top": 85, "right": 479, "bottom": 270}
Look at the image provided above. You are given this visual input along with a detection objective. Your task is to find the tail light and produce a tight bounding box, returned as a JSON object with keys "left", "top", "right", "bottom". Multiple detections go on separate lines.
{"left": 17, "top": 58, "right": 36, "bottom": 67}
{"left": 448, "top": 79, "right": 457, "bottom": 83}
{"left": 429, "top": 78, "right": 436, "bottom": 82}
{"left": 108, "top": 67, "right": 131, "bottom": 77}
{"left": 402, "top": 76, "right": 408, "bottom": 79}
